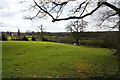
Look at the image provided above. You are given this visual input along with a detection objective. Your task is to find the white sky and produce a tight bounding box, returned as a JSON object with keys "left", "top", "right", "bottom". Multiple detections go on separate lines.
{"left": 0, "top": 0, "right": 119, "bottom": 32}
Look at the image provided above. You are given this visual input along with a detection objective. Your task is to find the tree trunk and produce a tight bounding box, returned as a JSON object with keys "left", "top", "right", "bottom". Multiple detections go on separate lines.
{"left": 118, "top": 14, "right": 120, "bottom": 74}
{"left": 40, "top": 32, "right": 43, "bottom": 41}
{"left": 76, "top": 39, "right": 79, "bottom": 46}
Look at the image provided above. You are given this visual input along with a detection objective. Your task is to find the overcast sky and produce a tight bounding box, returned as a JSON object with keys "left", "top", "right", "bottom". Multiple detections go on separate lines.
{"left": 0, "top": 0, "right": 119, "bottom": 32}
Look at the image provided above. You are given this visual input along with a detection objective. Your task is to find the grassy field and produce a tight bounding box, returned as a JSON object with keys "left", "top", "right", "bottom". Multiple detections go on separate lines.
{"left": 2, "top": 41, "right": 118, "bottom": 78}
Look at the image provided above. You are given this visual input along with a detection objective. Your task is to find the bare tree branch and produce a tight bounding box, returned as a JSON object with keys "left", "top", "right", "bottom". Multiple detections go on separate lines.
{"left": 33, "top": 0, "right": 55, "bottom": 20}
{"left": 74, "top": 1, "right": 86, "bottom": 13}
{"left": 102, "top": 2, "right": 120, "bottom": 15}
{"left": 98, "top": 13, "right": 117, "bottom": 26}
{"left": 52, "top": 3, "right": 103, "bottom": 22}
{"left": 31, "top": 10, "right": 41, "bottom": 19}
{"left": 26, "top": 0, "right": 120, "bottom": 24}
{"left": 51, "top": 1, "right": 68, "bottom": 6}
{"left": 79, "top": 1, "right": 90, "bottom": 17}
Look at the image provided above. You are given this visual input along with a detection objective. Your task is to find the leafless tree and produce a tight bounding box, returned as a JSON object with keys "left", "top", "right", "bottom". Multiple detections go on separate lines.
{"left": 23, "top": 0, "right": 120, "bottom": 55}
{"left": 23, "top": 0, "right": 119, "bottom": 21}
{"left": 66, "top": 19, "right": 87, "bottom": 46}
{"left": 37, "top": 24, "right": 45, "bottom": 40}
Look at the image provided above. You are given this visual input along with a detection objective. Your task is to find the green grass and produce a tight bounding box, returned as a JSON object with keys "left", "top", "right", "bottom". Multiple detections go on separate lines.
{"left": 2, "top": 41, "right": 118, "bottom": 78}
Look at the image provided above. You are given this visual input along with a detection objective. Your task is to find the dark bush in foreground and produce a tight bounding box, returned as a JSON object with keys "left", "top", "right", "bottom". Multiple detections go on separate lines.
{"left": 31, "top": 36, "right": 36, "bottom": 41}
{"left": 2, "top": 34, "right": 7, "bottom": 41}
{"left": 22, "top": 36, "right": 29, "bottom": 41}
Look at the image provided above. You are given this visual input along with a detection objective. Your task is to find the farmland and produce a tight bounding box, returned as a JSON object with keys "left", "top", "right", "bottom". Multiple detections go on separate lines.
{"left": 2, "top": 41, "right": 118, "bottom": 78}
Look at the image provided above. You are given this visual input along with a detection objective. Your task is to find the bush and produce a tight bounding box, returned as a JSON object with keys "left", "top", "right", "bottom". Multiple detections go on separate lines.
{"left": 80, "top": 40, "right": 103, "bottom": 47}
{"left": 57, "top": 36, "right": 75, "bottom": 44}
{"left": 22, "top": 36, "right": 29, "bottom": 41}
{"left": 2, "top": 34, "right": 7, "bottom": 41}
{"left": 100, "top": 33, "right": 118, "bottom": 49}
{"left": 102, "top": 37, "right": 117, "bottom": 49}
{"left": 11, "top": 39, "right": 21, "bottom": 41}
{"left": 42, "top": 37, "right": 48, "bottom": 41}
{"left": 31, "top": 36, "right": 36, "bottom": 41}
{"left": 11, "top": 36, "right": 21, "bottom": 41}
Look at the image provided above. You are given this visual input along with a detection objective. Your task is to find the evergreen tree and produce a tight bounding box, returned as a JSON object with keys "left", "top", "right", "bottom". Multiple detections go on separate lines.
{"left": 22, "top": 36, "right": 29, "bottom": 41}
{"left": 31, "top": 36, "right": 36, "bottom": 41}
{"left": 10, "top": 32, "right": 12, "bottom": 36}
{"left": 18, "top": 29, "right": 20, "bottom": 36}
{"left": 7, "top": 31, "right": 9, "bottom": 35}
{"left": 2, "top": 33, "right": 7, "bottom": 41}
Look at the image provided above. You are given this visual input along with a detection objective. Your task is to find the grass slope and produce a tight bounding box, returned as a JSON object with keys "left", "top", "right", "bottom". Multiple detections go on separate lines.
{"left": 2, "top": 41, "right": 118, "bottom": 78}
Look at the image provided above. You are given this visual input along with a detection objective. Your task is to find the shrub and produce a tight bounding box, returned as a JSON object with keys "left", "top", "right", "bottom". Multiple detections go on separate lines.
{"left": 31, "top": 36, "right": 36, "bottom": 41}
{"left": 11, "top": 36, "right": 22, "bottom": 41}
{"left": 11, "top": 39, "right": 21, "bottom": 41}
{"left": 80, "top": 40, "right": 103, "bottom": 47}
{"left": 22, "top": 36, "right": 29, "bottom": 41}
{"left": 102, "top": 37, "right": 117, "bottom": 49}
{"left": 100, "top": 33, "right": 118, "bottom": 49}
{"left": 42, "top": 37, "right": 48, "bottom": 41}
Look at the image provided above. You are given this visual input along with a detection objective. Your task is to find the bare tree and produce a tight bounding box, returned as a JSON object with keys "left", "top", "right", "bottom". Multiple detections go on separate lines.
{"left": 37, "top": 24, "right": 45, "bottom": 40}
{"left": 66, "top": 19, "right": 87, "bottom": 46}
{"left": 23, "top": 0, "right": 119, "bottom": 21}
{"left": 23, "top": 0, "right": 120, "bottom": 54}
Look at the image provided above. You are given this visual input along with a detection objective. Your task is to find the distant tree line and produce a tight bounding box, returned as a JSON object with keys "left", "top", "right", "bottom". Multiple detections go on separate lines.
{"left": 1, "top": 30, "right": 118, "bottom": 49}
{"left": 42, "top": 31, "right": 118, "bottom": 49}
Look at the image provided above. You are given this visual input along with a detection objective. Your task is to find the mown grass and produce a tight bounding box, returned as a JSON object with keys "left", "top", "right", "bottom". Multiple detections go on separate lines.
{"left": 2, "top": 41, "right": 118, "bottom": 78}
